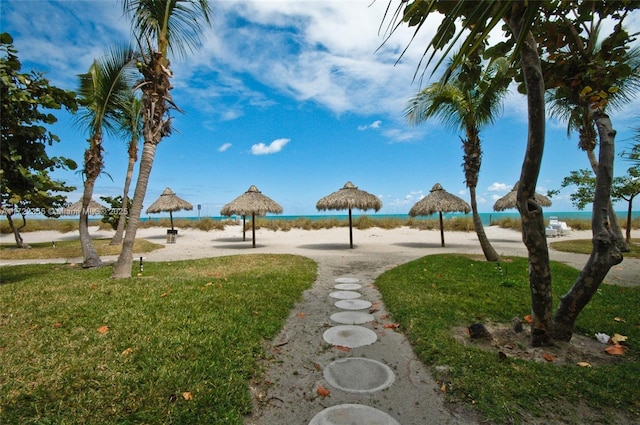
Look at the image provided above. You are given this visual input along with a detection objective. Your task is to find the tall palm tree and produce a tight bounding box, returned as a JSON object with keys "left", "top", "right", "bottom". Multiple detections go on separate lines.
{"left": 112, "top": 0, "right": 212, "bottom": 278}
{"left": 75, "top": 45, "right": 137, "bottom": 268}
{"left": 405, "top": 56, "right": 511, "bottom": 262}
{"left": 110, "top": 93, "right": 142, "bottom": 246}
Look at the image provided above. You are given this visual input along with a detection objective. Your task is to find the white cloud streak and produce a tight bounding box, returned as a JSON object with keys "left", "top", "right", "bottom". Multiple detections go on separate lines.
{"left": 251, "top": 138, "right": 290, "bottom": 155}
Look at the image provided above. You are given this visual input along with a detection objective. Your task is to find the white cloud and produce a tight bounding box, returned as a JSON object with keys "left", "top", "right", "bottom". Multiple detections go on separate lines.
{"left": 251, "top": 138, "right": 290, "bottom": 155}
{"left": 488, "top": 182, "right": 510, "bottom": 192}
{"left": 358, "top": 120, "right": 382, "bottom": 131}
{"left": 218, "top": 143, "right": 232, "bottom": 152}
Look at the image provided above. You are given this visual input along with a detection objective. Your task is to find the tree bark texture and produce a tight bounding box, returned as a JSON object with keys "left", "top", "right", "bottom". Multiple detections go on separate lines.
{"left": 111, "top": 141, "right": 157, "bottom": 278}
{"left": 80, "top": 138, "right": 104, "bottom": 268}
{"left": 506, "top": 8, "right": 553, "bottom": 347}
{"left": 110, "top": 139, "right": 137, "bottom": 246}
{"left": 552, "top": 110, "right": 623, "bottom": 341}
{"left": 7, "top": 214, "right": 29, "bottom": 249}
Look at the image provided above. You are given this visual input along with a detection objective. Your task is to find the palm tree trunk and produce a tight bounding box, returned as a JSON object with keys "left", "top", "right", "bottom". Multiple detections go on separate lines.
{"left": 552, "top": 110, "right": 623, "bottom": 341}
{"left": 506, "top": 8, "right": 553, "bottom": 347}
{"left": 79, "top": 173, "right": 103, "bottom": 268}
{"left": 110, "top": 152, "right": 135, "bottom": 245}
{"left": 80, "top": 141, "right": 103, "bottom": 268}
{"left": 111, "top": 141, "right": 157, "bottom": 278}
{"left": 469, "top": 186, "right": 500, "bottom": 261}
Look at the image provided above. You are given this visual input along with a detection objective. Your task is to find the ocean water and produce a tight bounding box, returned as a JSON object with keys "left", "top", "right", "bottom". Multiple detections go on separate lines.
{"left": 145, "top": 211, "right": 639, "bottom": 227}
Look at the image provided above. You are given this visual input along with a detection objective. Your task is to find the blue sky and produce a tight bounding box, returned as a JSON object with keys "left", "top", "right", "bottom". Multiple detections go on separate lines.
{"left": 3, "top": 1, "right": 639, "bottom": 218}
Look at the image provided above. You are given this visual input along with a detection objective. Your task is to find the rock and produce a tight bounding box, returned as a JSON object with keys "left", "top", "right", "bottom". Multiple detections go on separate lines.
{"left": 511, "top": 317, "right": 523, "bottom": 333}
{"left": 468, "top": 323, "right": 492, "bottom": 339}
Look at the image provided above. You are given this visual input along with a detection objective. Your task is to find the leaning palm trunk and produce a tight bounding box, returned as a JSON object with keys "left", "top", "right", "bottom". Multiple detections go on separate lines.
{"left": 112, "top": 50, "right": 170, "bottom": 278}
{"left": 507, "top": 9, "right": 553, "bottom": 347}
{"left": 80, "top": 137, "right": 103, "bottom": 268}
{"left": 110, "top": 138, "right": 137, "bottom": 245}
{"left": 552, "top": 110, "right": 623, "bottom": 341}
{"left": 463, "top": 134, "right": 500, "bottom": 262}
{"left": 112, "top": 141, "right": 158, "bottom": 278}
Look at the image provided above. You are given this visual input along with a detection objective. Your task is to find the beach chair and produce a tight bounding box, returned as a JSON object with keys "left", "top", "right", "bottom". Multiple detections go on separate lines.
{"left": 548, "top": 216, "right": 563, "bottom": 236}
{"left": 545, "top": 226, "right": 558, "bottom": 238}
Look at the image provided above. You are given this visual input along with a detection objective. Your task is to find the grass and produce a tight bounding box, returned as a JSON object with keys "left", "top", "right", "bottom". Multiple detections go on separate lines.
{"left": 375, "top": 254, "right": 640, "bottom": 424}
{"left": 551, "top": 238, "right": 640, "bottom": 258}
{"left": 0, "top": 255, "right": 317, "bottom": 424}
{"left": 0, "top": 238, "right": 162, "bottom": 260}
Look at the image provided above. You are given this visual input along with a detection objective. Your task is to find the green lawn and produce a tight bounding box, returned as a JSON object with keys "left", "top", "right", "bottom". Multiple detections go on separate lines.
{"left": 375, "top": 254, "right": 640, "bottom": 424}
{"left": 0, "top": 255, "right": 316, "bottom": 424}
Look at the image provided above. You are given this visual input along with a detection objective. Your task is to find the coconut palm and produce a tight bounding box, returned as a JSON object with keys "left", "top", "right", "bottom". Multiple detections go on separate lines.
{"left": 112, "top": 0, "right": 213, "bottom": 278}
{"left": 110, "top": 93, "right": 142, "bottom": 246}
{"left": 75, "top": 45, "right": 137, "bottom": 268}
{"left": 405, "top": 55, "right": 511, "bottom": 262}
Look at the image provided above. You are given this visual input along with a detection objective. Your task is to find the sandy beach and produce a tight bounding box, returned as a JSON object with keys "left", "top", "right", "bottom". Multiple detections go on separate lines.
{"left": 1, "top": 224, "right": 637, "bottom": 287}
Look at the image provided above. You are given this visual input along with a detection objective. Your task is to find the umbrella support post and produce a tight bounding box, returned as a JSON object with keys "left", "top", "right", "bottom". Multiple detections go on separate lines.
{"left": 439, "top": 212, "right": 445, "bottom": 247}
{"left": 348, "top": 209, "right": 354, "bottom": 249}
{"left": 252, "top": 214, "right": 256, "bottom": 248}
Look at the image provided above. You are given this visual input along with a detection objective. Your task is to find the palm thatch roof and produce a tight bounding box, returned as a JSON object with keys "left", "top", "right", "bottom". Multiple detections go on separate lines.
{"left": 220, "top": 185, "right": 283, "bottom": 247}
{"left": 409, "top": 183, "right": 470, "bottom": 247}
{"left": 60, "top": 198, "right": 107, "bottom": 216}
{"left": 316, "top": 181, "right": 382, "bottom": 212}
{"left": 145, "top": 187, "right": 193, "bottom": 230}
{"left": 493, "top": 181, "right": 552, "bottom": 212}
{"left": 316, "top": 181, "right": 382, "bottom": 248}
{"left": 220, "top": 185, "right": 283, "bottom": 217}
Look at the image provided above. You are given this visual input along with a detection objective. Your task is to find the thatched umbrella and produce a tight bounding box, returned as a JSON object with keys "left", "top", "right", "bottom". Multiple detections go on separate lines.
{"left": 493, "top": 181, "right": 552, "bottom": 212}
{"left": 316, "top": 181, "right": 382, "bottom": 248}
{"left": 409, "top": 183, "right": 470, "bottom": 247}
{"left": 61, "top": 198, "right": 106, "bottom": 216}
{"left": 145, "top": 187, "right": 193, "bottom": 231}
{"left": 220, "top": 185, "right": 283, "bottom": 247}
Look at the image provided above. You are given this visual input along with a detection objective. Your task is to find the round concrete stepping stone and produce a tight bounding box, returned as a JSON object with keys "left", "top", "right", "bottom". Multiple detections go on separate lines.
{"left": 323, "top": 325, "right": 377, "bottom": 348}
{"left": 330, "top": 311, "right": 374, "bottom": 325}
{"left": 334, "top": 277, "right": 360, "bottom": 284}
{"left": 335, "top": 299, "right": 372, "bottom": 310}
{"left": 308, "top": 404, "right": 400, "bottom": 425}
{"left": 329, "top": 290, "right": 361, "bottom": 300}
{"left": 333, "top": 283, "right": 362, "bottom": 290}
{"left": 324, "top": 357, "right": 396, "bottom": 394}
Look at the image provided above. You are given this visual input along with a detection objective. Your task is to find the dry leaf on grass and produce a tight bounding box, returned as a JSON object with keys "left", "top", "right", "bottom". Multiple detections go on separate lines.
{"left": 97, "top": 325, "right": 109, "bottom": 334}
{"left": 334, "top": 345, "right": 350, "bottom": 352}
{"left": 383, "top": 323, "right": 400, "bottom": 329}
{"left": 182, "top": 392, "right": 193, "bottom": 400}
{"left": 614, "top": 317, "right": 626, "bottom": 323}
{"left": 523, "top": 315, "right": 533, "bottom": 323}
{"left": 121, "top": 347, "right": 134, "bottom": 356}
{"left": 611, "top": 333, "right": 628, "bottom": 344}
{"left": 543, "top": 353, "right": 556, "bottom": 362}
{"left": 604, "top": 343, "right": 627, "bottom": 355}
{"left": 577, "top": 361, "right": 592, "bottom": 367}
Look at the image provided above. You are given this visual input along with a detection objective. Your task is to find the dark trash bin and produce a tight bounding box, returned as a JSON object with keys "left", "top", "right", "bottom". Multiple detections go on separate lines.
{"left": 166, "top": 229, "right": 178, "bottom": 243}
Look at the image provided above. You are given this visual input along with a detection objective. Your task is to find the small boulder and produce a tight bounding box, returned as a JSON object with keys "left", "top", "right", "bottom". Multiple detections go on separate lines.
{"left": 468, "top": 323, "right": 492, "bottom": 339}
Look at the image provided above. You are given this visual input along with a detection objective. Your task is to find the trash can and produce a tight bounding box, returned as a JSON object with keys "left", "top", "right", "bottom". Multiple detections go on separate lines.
{"left": 166, "top": 229, "right": 178, "bottom": 243}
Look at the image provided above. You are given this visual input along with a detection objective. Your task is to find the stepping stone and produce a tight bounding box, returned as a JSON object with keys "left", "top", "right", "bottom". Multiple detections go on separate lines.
{"left": 330, "top": 311, "right": 374, "bottom": 325}
{"left": 323, "top": 325, "right": 377, "bottom": 348}
{"left": 334, "top": 277, "right": 360, "bottom": 284}
{"left": 333, "top": 283, "right": 362, "bottom": 290}
{"left": 335, "top": 299, "right": 372, "bottom": 310}
{"left": 308, "top": 404, "right": 400, "bottom": 425}
{"left": 324, "top": 357, "right": 396, "bottom": 394}
{"left": 329, "top": 290, "right": 361, "bottom": 300}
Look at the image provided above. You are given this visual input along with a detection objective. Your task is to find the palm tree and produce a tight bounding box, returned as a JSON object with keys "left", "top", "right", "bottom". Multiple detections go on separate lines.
{"left": 405, "top": 55, "right": 511, "bottom": 262}
{"left": 75, "top": 45, "right": 137, "bottom": 268}
{"left": 110, "top": 93, "right": 142, "bottom": 246}
{"left": 112, "top": 0, "right": 212, "bottom": 278}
